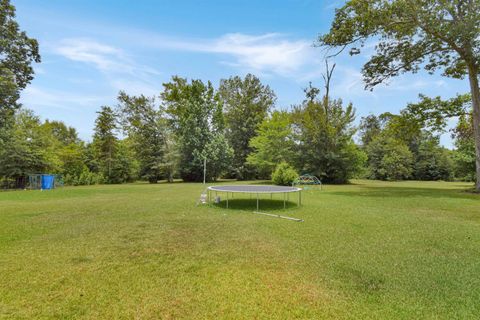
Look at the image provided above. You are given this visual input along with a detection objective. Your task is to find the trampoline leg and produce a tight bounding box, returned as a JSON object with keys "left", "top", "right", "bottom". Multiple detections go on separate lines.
{"left": 226, "top": 192, "right": 229, "bottom": 208}
{"left": 283, "top": 193, "right": 286, "bottom": 209}
{"left": 256, "top": 193, "right": 259, "bottom": 211}
{"left": 299, "top": 190, "right": 302, "bottom": 206}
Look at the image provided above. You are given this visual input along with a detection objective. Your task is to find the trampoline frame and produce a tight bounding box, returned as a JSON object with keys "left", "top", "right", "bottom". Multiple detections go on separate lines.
{"left": 207, "top": 185, "right": 302, "bottom": 211}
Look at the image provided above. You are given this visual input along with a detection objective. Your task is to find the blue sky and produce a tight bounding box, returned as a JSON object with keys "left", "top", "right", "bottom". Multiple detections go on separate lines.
{"left": 15, "top": 0, "right": 469, "bottom": 147}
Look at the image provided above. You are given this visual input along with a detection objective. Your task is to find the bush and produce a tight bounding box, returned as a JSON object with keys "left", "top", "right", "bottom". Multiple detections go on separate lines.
{"left": 272, "top": 162, "right": 298, "bottom": 186}
{"left": 64, "top": 167, "right": 104, "bottom": 186}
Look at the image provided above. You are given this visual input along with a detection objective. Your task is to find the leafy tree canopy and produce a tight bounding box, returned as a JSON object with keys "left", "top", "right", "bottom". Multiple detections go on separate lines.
{"left": 291, "top": 84, "right": 365, "bottom": 183}
{"left": 162, "top": 76, "right": 232, "bottom": 182}
{"left": 247, "top": 111, "right": 295, "bottom": 178}
{"left": 117, "top": 91, "right": 174, "bottom": 183}
{"left": 0, "top": 0, "right": 40, "bottom": 126}
{"left": 218, "top": 74, "right": 276, "bottom": 180}
{"left": 319, "top": 0, "right": 480, "bottom": 190}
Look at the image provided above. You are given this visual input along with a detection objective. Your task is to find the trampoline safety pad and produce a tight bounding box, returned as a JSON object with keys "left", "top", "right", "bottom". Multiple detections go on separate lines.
{"left": 206, "top": 185, "right": 302, "bottom": 210}
{"left": 208, "top": 185, "right": 301, "bottom": 193}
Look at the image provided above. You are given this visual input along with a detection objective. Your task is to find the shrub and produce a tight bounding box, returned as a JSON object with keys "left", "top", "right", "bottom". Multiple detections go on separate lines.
{"left": 64, "top": 167, "right": 104, "bottom": 186}
{"left": 272, "top": 162, "right": 298, "bottom": 186}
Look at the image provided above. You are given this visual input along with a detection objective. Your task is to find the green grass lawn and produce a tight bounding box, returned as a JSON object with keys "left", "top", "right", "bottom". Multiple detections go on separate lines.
{"left": 1, "top": 180, "right": 479, "bottom": 319}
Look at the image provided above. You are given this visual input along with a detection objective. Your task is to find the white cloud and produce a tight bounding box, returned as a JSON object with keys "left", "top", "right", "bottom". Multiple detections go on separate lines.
{"left": 20, "top": 86, "right": 108, "bottom": 111}
{"left": 54, "top": 38, "right": 124, "bottom": 71}
{"left": 128, "top": 32, "right": 317, "bottom": 78}
{"left": 51, "top": 38, "right": 164, "bottom": 98}
{"left": 53, "top": 38, "right": 161, "bottom": 77}
{"left": 109, "top": 79, "right": 160, "bottom": 97}
{"left": 208, "top": 33, "right": 314, "bottom": 76}
{"left": 49, "top": 33, "right": 460, "bottom": 103}
{"left": 51, "top": 33, "right": 320, "bottom": 89}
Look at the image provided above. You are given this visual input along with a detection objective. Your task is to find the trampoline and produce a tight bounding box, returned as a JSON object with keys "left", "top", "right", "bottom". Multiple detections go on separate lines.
{"left": 207, "top": 185, "right": 302, "bottom": 210}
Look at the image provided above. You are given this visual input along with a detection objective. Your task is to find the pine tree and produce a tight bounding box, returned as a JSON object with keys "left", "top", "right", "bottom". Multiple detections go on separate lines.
{"left": 93, "top": 106, "right": 119, "bottom": 183}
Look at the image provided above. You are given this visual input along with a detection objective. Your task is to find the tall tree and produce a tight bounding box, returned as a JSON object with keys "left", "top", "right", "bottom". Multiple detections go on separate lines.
{"left": 362, "top": 109, "right": 454, "bottom": 181}
{"left": 366, "top": 135, "right": 414, "bottom": 181}
{"left": 117, "top": 91, "right": 174, "bottom": 183}
{"left": 162, "top": 76, "right": 232, "bottom": 182}
{"left": 42, "top": 120, "right": 80, "bottom": 146}
{"left": 452, "top": 113, "right": 476, "bottom": 181}
{"left": 0, "top": 0, "right": 40, "bottom": 127}
{"left": 359, "top": 114, "right": 383, "bottom": 147}
{"left": 319, "top": 0, "right": 480, "bottom": 191}
{"left": 414, "top": 132, "right": 454, "bottom": 181}
{"left": 93, "top": 106, "right": 118, "bottom": 183}
{"left": 247, "top": 111, "right": 295, "bottom": 178}
{"left": 291, "top": 84, "right": 366, "bottom": 183}
{"left": 0, "top": 109, "right": 49, "bottom": 179}
{"left": 57, "top": 141, "right": 86, "bottom": 180}
{"left": 218, "top": 74, "right": 276, "bottom": 180}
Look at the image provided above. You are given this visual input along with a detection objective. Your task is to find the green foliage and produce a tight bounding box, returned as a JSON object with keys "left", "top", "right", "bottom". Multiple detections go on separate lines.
{"left": 64, "top": 167, "right": 104, "bottom": 186}
{"left": 272, "top": 162, "right": 298, "bottom": 186}
{"left": 405, "top": 94, "right": 472, "bottom": 132}
{"left": 247, "top": 111, "right": 295, "bottom": 178}
{"left": 110, "top": 139, "right": 138, "bottom": 183}
{"left": 0, "top": 109, "right": 104, "bottom": 187}
{"left": 452, "top": 114, "right": 476, "bottom": 182}
{"left": 219, "top": 74, "right": 275, "bottom": 180}
{"left": 93, "top": 106, "right": 118, "bottom": 182}
{"left": 359, "top": 114, "right": 383, "bottom": 147}
{"left": 319, "top": 1, "right": 480, "bottom": 87}
{"left": 202, "top": 133, "right": 232, "bottom": 181}
{"left": 0, "top": 0, "right": 41, "bottom": 127}
{"left": 319, "top": 0, "right": 480, "bottom": 190}
{"left": 381, "top": 112, "right": 423, "bottom": 149}
{"left": 361, "top": 111, "right": 456, "bottom": 182}
{"left": 57, "top": 142, "right": 86, "bottom": 178}
{"left": 42, "top": 120, "right": 80, "bottom": 145}
{"left": 83, "top": 143, "right": 100, "bottom": 174}
{"left": 291, "top": 85, "right": 365, "bottom": 183}
{"left": 162, "top": 76, "right": 232, "bottom": 182}
{"left": 413, "top": 133, "right": 454, "bottom": 181}
{"left": 92, "top": 106, "right": 134, "bottom": 184}
{"left": 367, "top": 136, "right": 413, "bottom": 181}
{"left": 117, "top": 91, "right": 174, "bottom": 183}
{"left": 0, "top": 109, "right": 50, "bottom": 178}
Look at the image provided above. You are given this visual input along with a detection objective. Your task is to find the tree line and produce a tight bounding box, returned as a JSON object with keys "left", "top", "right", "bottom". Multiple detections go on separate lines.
{"left": 0, "top": 0, "right": 478, "bottom": 188}
{"left": 0, "top": 72, "right": 476, "bottom": 187}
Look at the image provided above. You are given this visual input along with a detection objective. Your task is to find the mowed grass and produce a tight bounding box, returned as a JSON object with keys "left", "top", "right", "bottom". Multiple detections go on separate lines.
{"left": 1, "top": 180, "right": 480, "bottom": 319}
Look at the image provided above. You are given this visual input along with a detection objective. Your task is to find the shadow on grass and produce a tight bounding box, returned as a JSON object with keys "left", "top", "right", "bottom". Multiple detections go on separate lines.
{"left": 211, "top": 199, "right": 299, "bottom": 211}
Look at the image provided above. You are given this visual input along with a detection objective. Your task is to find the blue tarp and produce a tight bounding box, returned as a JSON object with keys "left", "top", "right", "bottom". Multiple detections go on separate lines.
{"left": 41, "top": 175, "right": 55, "bottom": 190}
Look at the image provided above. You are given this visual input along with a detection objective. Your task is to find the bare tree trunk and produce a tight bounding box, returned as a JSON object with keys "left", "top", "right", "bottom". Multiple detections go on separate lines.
{"left": 467, "top": 67, "right": 480, "bottom": 192}
{"left": 322, "top": 60, "right": 336, "bottom": 121}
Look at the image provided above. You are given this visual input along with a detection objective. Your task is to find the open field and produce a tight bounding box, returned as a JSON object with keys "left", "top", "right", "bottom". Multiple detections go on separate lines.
{"left": 1, "top": 180, "right": 479, "bottom": 319}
